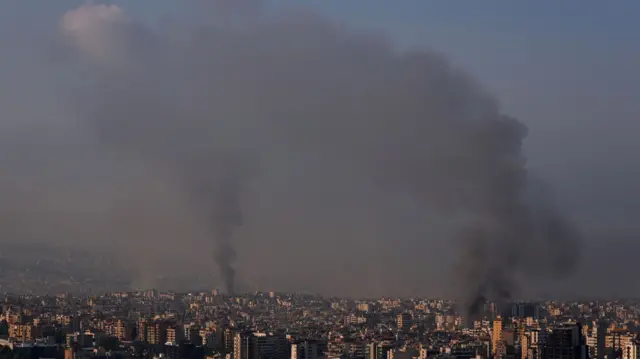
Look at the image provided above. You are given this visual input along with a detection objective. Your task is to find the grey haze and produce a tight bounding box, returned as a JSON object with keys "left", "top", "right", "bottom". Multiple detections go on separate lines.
{"left": 0, "top": 1, "right": 632, "bottom": 301}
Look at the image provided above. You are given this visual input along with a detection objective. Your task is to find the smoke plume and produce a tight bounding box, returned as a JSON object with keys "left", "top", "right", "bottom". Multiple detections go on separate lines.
{"left": 0, "top": 2, "right": 582, "bottom": 297}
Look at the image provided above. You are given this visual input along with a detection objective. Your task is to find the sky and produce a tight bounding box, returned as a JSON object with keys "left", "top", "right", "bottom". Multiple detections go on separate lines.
{"left": 97, "top": 0, "right": 640, "bottom": 233}
{"left": 0, "top": 1, "right": 639, "bottom": 298}
{"left": 3, "top": 0, "right": 639, "bottom": 192}
{"left": 304, "top": 1, "right": 640, "bottom": 234}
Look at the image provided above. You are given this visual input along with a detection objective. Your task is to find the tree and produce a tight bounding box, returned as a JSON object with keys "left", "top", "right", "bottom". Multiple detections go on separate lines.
{"left": 0, "top": 346, "right": 13, "bottom": 359}
{"left": 96, "top": 336, "right": 118, "bottom": 352}
{"left": 0, "top": 321, "right": 8, "bottom": 336}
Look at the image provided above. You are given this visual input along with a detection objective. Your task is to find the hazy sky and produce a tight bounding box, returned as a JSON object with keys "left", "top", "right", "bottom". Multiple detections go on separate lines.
{"left": 5, "top": 0, "right": 638, "bottom": 232}
{"left": 1, "top": 1, "right": 639, "bottom": 298}
{"left": 287, "top": 1, "right": 640, "bottom": 234}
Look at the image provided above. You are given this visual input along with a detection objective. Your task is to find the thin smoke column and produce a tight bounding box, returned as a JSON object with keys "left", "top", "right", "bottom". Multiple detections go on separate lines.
{"left": 191, "top": 158, "right": 250, "bottom": 294}
{"left": 59, "top": 3, "right": 582, "bottom": 298}
{"left": 60, "top": 3, "right": 251, "bottom": 293}
{"left": 208, "top": 176, "right": 242, "bottom": 295}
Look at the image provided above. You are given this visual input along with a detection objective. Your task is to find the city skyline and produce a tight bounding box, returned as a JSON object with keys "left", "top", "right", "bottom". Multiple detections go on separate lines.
{"left": 0, "top": 290, "right": 635, "bottom": 359}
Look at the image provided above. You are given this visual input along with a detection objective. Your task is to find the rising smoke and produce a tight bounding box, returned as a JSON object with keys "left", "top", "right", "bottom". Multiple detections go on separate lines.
{"left": 0, "top": 2, "right": 582, "bottom": 299}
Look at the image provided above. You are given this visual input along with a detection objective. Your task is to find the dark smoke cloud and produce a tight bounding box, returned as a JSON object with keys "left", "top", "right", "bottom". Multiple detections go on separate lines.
{"left": 0, "top": 2, "right": 582, "bottom": 298}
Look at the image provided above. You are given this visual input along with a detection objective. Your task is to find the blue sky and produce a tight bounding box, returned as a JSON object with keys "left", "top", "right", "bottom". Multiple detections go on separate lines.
{"left": 3, "top": 0, "right": 640, "bottom": 231}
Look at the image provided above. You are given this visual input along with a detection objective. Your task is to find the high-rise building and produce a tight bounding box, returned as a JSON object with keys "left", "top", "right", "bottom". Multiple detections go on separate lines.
{"left": 138, "top": 320, "right": 149, "bottom": 342}
{"left": 251, "top": 332, "right": 275, "bottom": 359}
{"left": 167, "top": 327, "right": 184, "bottom": 345}
{"left": 251, "top": 332, "right": 290, "bottom": 359}
{"left": 596, "top": 322, "right": 605, "bottom": 359}
{"left": 396, "top": 313, "right": 414, "bottom": 332}
{"left": 200, "top": 329, "right": 217, "bottom": 348}
{"left": 607, "top": 330, "right": 635, "bottom": 359}
{"left": 344, "top": 341, "right": 365, "bottom": 359}
{"left": 521, "top": 332, "right": 530, "bottom": 359}
{"left": 225, "top": 328, "right": 238, "bottom": 354}
{"left": 185, "top": 325, "right": 202, "bottom": 344}
{"left": 292, "top": 340, "right": 320, "bottom": 359}
{"left": 521, "top": 329, "right": 542, "bottom": 359}
{"left": 366, "top": 343, "right": 378, "bottom": 359}
{"left": 418, "top": 344, "right": 439, "bottom": 359}
{"left": 493, "top": 316, "right": 503, "bottom": 357}
{"left": 234, "top": 331, "right": 252, "bottom": 359}
{"left": 540, "top": 324, "right": 587, "bottom": 359}
{"left": 621, "top": 341, "right": 638, "bottom": 359}
{"left": 366, "top": 342, "right": 394, "bottom": 359}
{"left": 274, "top": 331, "right": 292, "bottom": 359}
{"left": 292, "top": 340, "right": 326, "bottom": 359}
{"left": 585, "top": 320, "right": 606, "bottom": 359}
{"left": 9, "top": 324, "right": 34, "bottom": 342}
{"left": 115, "top": 320, "right": 134, "bottom": 341}
{"left": 147, "top": 322, "right": 168, "bottom": 345}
